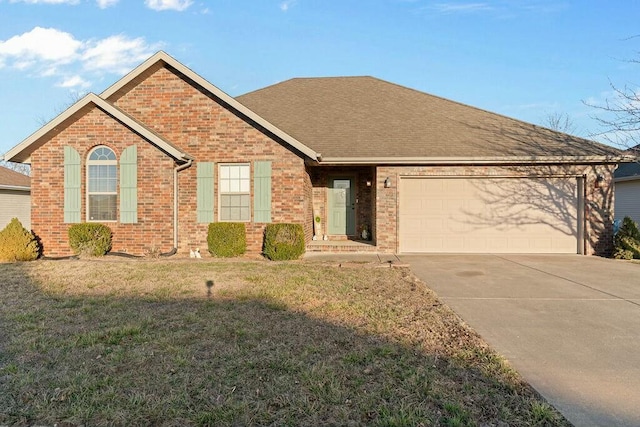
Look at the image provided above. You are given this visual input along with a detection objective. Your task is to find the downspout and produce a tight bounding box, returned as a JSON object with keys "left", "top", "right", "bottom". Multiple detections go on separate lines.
{"left": 164, "top": 157, "right": 193, "bottom": 256}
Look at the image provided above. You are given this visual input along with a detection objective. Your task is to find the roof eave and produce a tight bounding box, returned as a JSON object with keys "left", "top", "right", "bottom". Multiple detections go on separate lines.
{"left": 614, "top": 175, "right": 640, "bottom": 183}
{"left": 101, "top": 51, "right": 319, "bottom": 161}
{"left": 0, "top": 185, "right": 30, "bottom": 191}
{"left": 316, "top": 155, "right": 626, "bottom": 165}
{"left": 4, "top": 92, "right": 190, "bottom": 163}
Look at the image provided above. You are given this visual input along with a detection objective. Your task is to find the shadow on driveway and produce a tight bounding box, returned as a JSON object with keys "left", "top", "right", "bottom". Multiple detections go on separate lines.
{"left": 403, "top": 254, "right": 640, "bottom": 427}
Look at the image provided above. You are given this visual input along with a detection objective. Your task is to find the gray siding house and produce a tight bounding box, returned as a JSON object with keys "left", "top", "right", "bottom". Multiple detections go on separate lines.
{"left": 615, "top": 161, "right": 640, "bottom": 226}
{"left": 0, "top": 166, "right": 31, "bottom": 229}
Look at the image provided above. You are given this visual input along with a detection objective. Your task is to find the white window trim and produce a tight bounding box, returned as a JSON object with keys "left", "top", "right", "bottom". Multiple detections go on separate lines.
{"left": 218, "top": 163, "right": 251, "bottom": 222}
{"left": 86, "top": 146, "right": 118, "bottom": 222}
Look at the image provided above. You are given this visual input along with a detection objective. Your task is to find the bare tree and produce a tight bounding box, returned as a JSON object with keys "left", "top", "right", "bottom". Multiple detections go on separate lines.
{"left": 36, "top": 91, "right": 85, "bottom": 126}
{"left": 543, "top": 112, "right": 577, "bottom": 135}
{"left": 0, "top": 159, "right": 30, "bottom": 176}
{"left": 1, "top": 90, "right": 85, "bottom": 176}
{"left": 588, "top": 82, "right": 640, "bottom": 150}
{"left": 587, "top": 38, "right": 640, "bottom": 150}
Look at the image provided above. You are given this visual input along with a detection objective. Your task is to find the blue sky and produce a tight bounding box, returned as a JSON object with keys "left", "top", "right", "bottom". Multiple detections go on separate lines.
{"left": 1, "top": 0, "right": 639, "bottom": 157}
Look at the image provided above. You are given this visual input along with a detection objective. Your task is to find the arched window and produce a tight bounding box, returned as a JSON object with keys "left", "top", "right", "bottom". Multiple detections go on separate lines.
{"left": 87, "top": 146, "right": 117, "bottom": 221}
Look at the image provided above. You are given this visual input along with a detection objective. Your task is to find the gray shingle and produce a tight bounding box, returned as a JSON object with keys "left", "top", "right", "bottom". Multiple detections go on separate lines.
{"left": 0, "top": 166, "right": 30, "bottom": 188}
{"left": 237, "top": 76, "right": 619, "bottom": 160}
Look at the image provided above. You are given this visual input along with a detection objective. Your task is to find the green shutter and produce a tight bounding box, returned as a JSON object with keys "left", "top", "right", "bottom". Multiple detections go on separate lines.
{"left": 120, "top": 145, "right": 138, "bottom": 224}
{"left": 254, "top": 161, "right": 272, "bottom": 223}
{"left": 63, "top": 146, "right": 81, "bottom": 223}
{"left": 197, "top": 162, "right": 215, "bottom": 223}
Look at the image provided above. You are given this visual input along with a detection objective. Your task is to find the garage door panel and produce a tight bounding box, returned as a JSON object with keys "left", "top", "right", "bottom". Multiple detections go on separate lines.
{"left": 399, "top": 177, "right": 579, "bottom": 254}
{"left": 403, "top": 198, "right": 425, "bottom": 213}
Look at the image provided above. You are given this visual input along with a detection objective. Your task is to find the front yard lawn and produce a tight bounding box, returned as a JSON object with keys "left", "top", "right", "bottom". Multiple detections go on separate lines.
{"left": 0, "top": 259, "right": 568, "bottom": 426}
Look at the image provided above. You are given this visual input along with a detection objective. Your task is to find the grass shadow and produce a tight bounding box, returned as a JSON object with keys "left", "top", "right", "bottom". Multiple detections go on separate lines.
{"left": 0, "top": 260, "right": 568, "bottom": 426}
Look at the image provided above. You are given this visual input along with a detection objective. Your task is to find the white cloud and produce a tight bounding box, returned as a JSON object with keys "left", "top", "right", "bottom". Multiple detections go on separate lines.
{"left": 429, "top": 2, "right": 493, "bottom": 14}
{"left": 56, "top": 75, "right": 91, "bottom": 88}
{"left": 0, "top": 27, "right": 83, "bottom": 64}
{"left": 144, "top": 0, "right": 192, "bottom": 11}
{"left": 82, "top": 35, "right": 157, "bottom": 74}
{"left": 96, "top": 0, "right": 119, "bottom": 8}
{"left": 9, "top": 0, "right": 80, "bottom": 3}
{"left": 41, "top": 66, "right": 58, "bottom": 76}
{"left": 280, "top": 0, "right": 297, "bottom": 11}
{"left": 0, "top": 27, "right": 160, "bottom": 89}
{"left": 14, "top": 60, "right": 36, "bottom": 70}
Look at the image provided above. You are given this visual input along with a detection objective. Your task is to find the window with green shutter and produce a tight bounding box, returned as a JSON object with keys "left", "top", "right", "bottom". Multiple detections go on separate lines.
{"left": 87, "top": 146, "right": 117, "bottom": 221}
{"left": 120, "top": 145, "right": 137, "bottom": 223}
{"left": 197, "top": 162, "right": 215, "bottom": 223}
{"left": 253, "top": 161, "right": 272, "bottom": 223}
{"left": 64, "top": 146, "right": 81, "bottom": 223}
{"left": 219, "top": 163, "right": 249, "bottom": 222}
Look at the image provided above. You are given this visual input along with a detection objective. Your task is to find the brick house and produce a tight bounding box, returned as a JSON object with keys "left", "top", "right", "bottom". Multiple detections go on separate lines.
{"left": 3, "top": 51, "right": 624, "bottom": 257}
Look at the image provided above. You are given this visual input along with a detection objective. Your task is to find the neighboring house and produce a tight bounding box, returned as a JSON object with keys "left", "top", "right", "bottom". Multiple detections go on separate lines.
{"left": 0, "top": 165, "right": 31, "bottom": 229}
{"left": 3, "top": 52, "right": 625, "bottom": 257}
{"left": 614, "top": 155, "right": 640, "bottom": 225}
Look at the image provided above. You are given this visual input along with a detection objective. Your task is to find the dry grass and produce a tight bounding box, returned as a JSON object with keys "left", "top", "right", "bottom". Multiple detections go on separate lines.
{"left": 0, "top": 258, "right": 569, "bottom": 426}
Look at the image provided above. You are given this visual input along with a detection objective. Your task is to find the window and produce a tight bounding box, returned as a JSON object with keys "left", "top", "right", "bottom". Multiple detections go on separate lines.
{"left": 219, "top": 164, "right": 250, "bottom": 221}
{"left": 87, "top": 146, "right": 117, "bottom": 221}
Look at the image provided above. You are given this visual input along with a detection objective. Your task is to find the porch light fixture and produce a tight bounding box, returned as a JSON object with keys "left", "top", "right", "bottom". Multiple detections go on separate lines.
{"left": 366, "top": 180, "right": 372, "bottom": 187}
{"left": 595, "top": 174, "right": 605, "bottom": 188}
{"left": 384, "top": 177, "right": 391, "bottom": 188}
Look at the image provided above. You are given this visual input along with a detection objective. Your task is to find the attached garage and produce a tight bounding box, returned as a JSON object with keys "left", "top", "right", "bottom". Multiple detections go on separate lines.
{"left": 399, "top": 177, "right": 583, "bottom": 254}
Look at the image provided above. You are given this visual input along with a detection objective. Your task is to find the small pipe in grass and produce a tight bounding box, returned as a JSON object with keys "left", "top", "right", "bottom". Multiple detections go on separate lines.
{"left": 206, "top": 279, "right": 214, "bottom": 298}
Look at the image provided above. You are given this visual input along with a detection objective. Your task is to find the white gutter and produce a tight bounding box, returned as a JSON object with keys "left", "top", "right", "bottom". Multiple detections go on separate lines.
{"left": 317, "top": 155, "right": 627, "bottom": 165}
{"left": 173, "top": 158, "right": 193, "bottom": 252}
{"left": 0, "top": 185, "right": 30, "bottom": 191}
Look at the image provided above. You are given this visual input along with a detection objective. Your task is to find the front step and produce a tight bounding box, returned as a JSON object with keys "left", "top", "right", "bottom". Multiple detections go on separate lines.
{"left": 306, "top": 239, "right": 377, "bottom": 253}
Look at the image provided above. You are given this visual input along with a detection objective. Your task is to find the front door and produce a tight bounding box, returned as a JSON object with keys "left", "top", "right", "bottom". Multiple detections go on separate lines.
{"left": 328, "top": 178, "right": 355, "bottom": 235}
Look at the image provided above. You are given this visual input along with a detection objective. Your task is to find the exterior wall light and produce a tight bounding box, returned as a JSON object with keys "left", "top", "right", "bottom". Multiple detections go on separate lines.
{"left": 384, "top": 177, "right": 391, "bottom": 188}
{"left": 595, "top": 174, "right": 605, "bottom": 188}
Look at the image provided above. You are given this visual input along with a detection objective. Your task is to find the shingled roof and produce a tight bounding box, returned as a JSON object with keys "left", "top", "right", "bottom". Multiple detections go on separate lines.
{"left": 237, "top": 76, "right": 620, "bottom": 163}
{"left": 0, "top": 165, "right": 30, "bottom": 190}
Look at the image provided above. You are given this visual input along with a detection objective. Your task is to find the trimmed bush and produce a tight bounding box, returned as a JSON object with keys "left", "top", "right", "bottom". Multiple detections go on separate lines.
{"left": 613, "top": 216, "right": 640, "bottom": 260}
{"left": 0, "top": 218, "right": 39, "bottom": 261}
{"left": 263, "top": 223, "right": 305, "bottom": 261}
{"left": 207, "top": 222, "right": 246, "bottom": 257}
{"left": 68, "top": 223, "right": 112, "bottom": 257}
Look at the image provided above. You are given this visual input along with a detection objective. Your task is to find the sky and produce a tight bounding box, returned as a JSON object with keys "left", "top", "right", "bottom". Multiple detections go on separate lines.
{"left": 1, "top": 0, "right": 639, "bottom": 158}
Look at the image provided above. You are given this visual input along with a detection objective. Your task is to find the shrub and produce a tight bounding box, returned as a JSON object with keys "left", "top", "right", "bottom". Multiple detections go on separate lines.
{"left": 613, "top": 217, "right": 640, "bottom": 260}
{"left": 0, "top": 218, "right": 39, "bottom": 261}
{"left": 68, "top": 223, "right": 112, "bottom": 257}
{"left": 207, "top": 222, "right": 246, "bottom": 257}
{"left": 263, "top": 223, "right": 305, "bottom": 261}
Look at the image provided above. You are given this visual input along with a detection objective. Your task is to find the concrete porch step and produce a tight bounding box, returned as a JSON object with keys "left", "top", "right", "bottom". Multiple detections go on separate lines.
{"left": 306, "top": 239, "right": 377, "bottom": 253}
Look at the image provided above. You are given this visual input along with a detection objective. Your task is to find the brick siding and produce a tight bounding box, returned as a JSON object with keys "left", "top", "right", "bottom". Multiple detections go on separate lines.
{"left": 31, "top": 108, "right": 175, "bottom": 256}
{"left": 33, "top": 65, "right": 310, "bottom": 257}
{"left": 28, "top": 63, "right": 615, "bottom": 258}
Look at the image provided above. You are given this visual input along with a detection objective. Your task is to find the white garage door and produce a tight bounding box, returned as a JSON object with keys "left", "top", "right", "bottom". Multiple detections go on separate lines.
{"left": 399, "top": 177, "right": 580, "bottom": 253}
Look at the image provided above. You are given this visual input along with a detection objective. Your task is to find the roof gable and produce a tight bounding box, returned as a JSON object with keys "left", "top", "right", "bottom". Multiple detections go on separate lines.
{"left": 5, "top": 51, "right": 319, "bottom": 164}
{"left": 101, "top": 51, "right": 319, "bottom": 161}
{"left": 237, "top": 76, "right": 623, "bottom": 164}
{"left": 4, "top": 93, "right": 189, "bottom": 163}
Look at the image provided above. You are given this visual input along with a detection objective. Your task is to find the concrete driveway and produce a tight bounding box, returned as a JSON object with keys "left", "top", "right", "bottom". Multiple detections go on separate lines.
{"left": 402, "top": 254, "right": 640, "bottom": 427}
